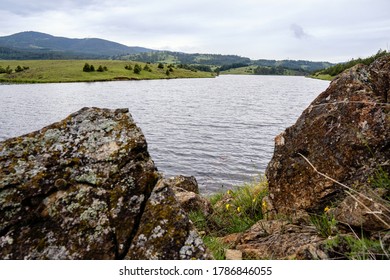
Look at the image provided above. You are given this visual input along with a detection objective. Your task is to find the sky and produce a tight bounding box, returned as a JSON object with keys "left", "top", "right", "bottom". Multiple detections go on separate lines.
{"left": 0, "top": 0, "right": 389, "bottom": 62}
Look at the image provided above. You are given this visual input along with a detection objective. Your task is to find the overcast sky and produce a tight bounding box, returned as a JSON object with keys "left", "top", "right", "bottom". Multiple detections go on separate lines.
{"left": 0, "top": 0, "right": 389, "bottom": 62}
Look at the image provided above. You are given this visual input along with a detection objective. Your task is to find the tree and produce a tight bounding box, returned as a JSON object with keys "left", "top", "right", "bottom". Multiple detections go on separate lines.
{"left": 97, "top": 65, "right": 104, "bottom": 72}
{"left": 158, "top": 62, "right": 164, "bottom": 69}
{"left": 133, "top": 64, "right": 142, "bottom": 74}
{"left": 83, "top": 63, "right": 95, "bottom": 72}
{"left": 83, "top": 63, "right": 91, "bottom": 72}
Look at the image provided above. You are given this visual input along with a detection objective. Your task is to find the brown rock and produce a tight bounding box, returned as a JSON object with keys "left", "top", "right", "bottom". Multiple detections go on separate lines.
{"left": 266, "top": 56, "right": 390, "bottom": 231}
{"left": 165, "top": 175, "right": 199, "bottom": 193}
{"left": 225, "top": 249, "right": 242, "bottom": 260}
{"left": 166, "top": 176, "right": 212, "bottom": 216}
{"left": 236, "top": 220, "right": 325, "bottom": 259}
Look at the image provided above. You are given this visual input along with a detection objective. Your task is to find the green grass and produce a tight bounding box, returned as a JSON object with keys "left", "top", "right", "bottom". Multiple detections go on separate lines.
{"left": 208, "top": 176, "right": 268, "bottom": 235}
{"left": 309, "top": 73, "right": 334, "bottom": 81}
{"left": 310, "top": 212, "right": 338, "bottom": 238}
{"left": 220, "top": 66, "right": 254, "bottom": 75}
{"left": 0, "top": 60, "right": 215, "bottom": 83}
{"left": 369, "top": 167, "right": 390, "bottom": 195}
{"left": 310, "top": 166, "right": 390, "bottom": 259}
{"left": 324, "top": 234, "right": 389, "bottom": 260}
{"left": 202, "top": 236, "right": 230, "bottom": 260}
{"left": 189, "top": 176, "right": 268, "bottom": 259}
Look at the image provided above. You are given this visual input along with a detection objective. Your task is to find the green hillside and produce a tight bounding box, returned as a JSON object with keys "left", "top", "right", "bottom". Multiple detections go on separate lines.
{"left": 0, "top": 60, "right": 215, "bottom": 83}
{"left": 122, "top": 51, "right": 334, "bottom": 76}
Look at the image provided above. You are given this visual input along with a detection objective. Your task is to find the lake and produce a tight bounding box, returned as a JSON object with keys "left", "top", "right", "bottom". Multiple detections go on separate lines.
{"left": 0, "top": 75, "right": 329, "bottom": 194}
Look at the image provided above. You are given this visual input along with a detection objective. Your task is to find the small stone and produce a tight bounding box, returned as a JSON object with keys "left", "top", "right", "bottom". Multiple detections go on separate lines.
{"left": 225, "top": 249, "right": 242, "bottom": 260}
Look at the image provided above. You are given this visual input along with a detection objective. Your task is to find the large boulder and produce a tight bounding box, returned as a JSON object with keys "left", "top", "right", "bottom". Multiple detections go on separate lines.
{"left": 266, "top": 56, "right": 390, "bottom": 230}
{"left": 0, "top": 107, "right": 209, "bottom": 259}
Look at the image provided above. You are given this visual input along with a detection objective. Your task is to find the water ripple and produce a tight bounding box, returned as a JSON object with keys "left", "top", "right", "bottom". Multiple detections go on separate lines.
{"left": 0, "top": 75, "right": 329, "bottom": 193}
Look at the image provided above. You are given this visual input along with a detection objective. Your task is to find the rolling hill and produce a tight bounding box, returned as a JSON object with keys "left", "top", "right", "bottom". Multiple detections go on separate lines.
{"left": 0, "top": 31, "right": 154, "bottom": 59}
{"left": 0, "top": 31, "right": 334, "bottom": 75}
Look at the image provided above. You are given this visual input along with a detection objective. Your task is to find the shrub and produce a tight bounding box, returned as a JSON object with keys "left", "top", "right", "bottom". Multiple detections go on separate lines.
{"left": 15, "top": 65, "right": 23, "bottom": 73}
{"left": 124, "top": 64, "right": 133, "bottom": 70}
{"left": 143, "top": 64, "right": 152, "bottom": 72}
{"left": 158, "top": 62, "right": 164, "bottom": 69}
{"left": 14, "top": 65, "right": 29, "bottom": 73}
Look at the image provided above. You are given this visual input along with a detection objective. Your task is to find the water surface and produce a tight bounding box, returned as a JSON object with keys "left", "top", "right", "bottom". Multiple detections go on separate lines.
{"left": 0, "top": 75, "right": 329, "bottom": 193}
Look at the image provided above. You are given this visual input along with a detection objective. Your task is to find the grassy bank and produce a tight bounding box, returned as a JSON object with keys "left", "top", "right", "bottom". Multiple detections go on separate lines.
{"left": 190, "top": 172, "right": 389, "bottom": 260}
{"left": 189, "top": 176, "right": 269, "bottom": 259}
{"left": 309, "top": 73, "right": 334, "bottom": 81}
{"left": 310, "top": 50, "right": 389, "bottom": 81}
{"left": 0, "top": 60, "right": 216, "bottom": 83}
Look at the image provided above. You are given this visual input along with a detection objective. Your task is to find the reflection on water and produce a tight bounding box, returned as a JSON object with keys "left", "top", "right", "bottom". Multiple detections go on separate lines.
{"left": 0, "top": 75, "right": 329, "bottom": 193}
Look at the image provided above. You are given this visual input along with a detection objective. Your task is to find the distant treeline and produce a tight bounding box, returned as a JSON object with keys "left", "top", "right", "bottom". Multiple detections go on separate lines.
{"left": 0, "top": 46, "right": 106, "bottom": 60}
{"left": 314, "top": 49, "right": 389, "bottom": 77}
{"left": 120, "top": 51, "right": 251, "bottom": 66}
{"left": 253, "top": 66, "right": 306, "bottom": 76}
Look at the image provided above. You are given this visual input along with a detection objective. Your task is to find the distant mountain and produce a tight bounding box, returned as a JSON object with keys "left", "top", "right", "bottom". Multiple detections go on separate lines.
{"left": 0, "top": 31, "right": 155, "bottom": 59}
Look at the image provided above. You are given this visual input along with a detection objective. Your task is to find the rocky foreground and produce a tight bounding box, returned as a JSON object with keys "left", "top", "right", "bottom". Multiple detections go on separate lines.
{"left": 0, "top": 107, "right": 209, "bottom": 259}
{"left": 0, "top": 56, "right": 389, "bottom": 259}
{"left": 224, "top": 55, "right": 390, "bottom": 259}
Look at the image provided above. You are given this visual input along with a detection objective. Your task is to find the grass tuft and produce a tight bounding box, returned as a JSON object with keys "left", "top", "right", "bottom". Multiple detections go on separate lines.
{"left": 189, "top": 175, "right": 268, "bottom": 259}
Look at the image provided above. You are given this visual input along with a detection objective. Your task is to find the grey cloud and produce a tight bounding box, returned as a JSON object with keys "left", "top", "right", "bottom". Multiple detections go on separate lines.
{"left": 290, "top": 24, "right": 309, "bottom": 39}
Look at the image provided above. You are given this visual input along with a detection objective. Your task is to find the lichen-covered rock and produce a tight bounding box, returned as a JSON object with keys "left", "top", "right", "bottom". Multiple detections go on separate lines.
{"left": 126, "top": 179, "right": 211, "bottom": 259}
{"left": 266, "top": 56, "right": 390, "bottom": 230}
{"left": 0, "top": 107, "right": 160, "bottom": 259}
